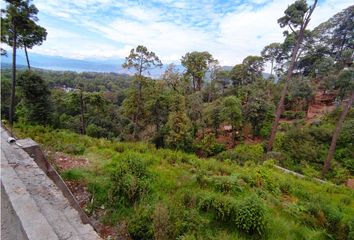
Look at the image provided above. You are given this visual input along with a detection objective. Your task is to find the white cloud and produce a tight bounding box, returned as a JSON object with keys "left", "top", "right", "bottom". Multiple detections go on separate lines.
{"left": 30, "top": 0, "right": 353, "bottom": 66}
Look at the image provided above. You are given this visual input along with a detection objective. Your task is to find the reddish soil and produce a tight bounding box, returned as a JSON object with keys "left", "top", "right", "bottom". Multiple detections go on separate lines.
{"left": 54, "top": 152, "right": 89, "bottom": 171}
{"left": 306, "top": 90, "right": 336, "bottom": 122}
{"left": 50, "top": 152, "right": 117, "bottom": 239}
{"left": 346, "top": 179, "right": 354, "bottom": 189}
{"left": 65, "top": 180, "right": 91, "bottom": 208}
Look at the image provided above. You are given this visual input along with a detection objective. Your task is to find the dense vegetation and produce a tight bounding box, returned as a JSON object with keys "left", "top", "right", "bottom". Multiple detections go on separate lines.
{"left": 12, "top": 124, "right": 354, "bottom": 240}
{"left": 1, "top": 0, "right": 353, "bottom": 239}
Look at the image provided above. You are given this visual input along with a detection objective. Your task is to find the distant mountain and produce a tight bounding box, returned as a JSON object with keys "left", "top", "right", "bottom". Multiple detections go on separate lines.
{"left": 1, "top": 52, "right": 176, "bottom": 78}
{"left": 1, "top": 52, "right": 274, "bottom": 80}
{"left": 1, "top": 51, "right": 127, "bottom": 73}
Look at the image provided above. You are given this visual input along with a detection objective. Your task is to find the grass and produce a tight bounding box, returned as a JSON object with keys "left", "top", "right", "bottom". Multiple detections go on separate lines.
{"left": 13, "top": 124, "right": 354, "bottom": 240}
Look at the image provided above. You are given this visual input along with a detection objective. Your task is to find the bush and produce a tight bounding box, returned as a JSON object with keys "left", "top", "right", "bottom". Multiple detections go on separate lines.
{"left": 63, "top": 143, "right": 86, "bottom": 155}
{"left": 305, "top": 201, "right": 348, "bottom": 238}
{"left": 259, "top": 122, "right": 272, "bottom": 138}
{"left": 217, "top": 143, "right": 264, "bottom": 165}
{"left": 234, "top": 196, "right": 267, "bottom": 235}
{"left": 194, "top": 133, "right": 225, "bottom": 157}
{"left": 153, "top": 203, "right": 170, "bottom": 240}
{"left": 348, "top": 218, "right": 354, "bottom": 240}
{"left": 197, "top": 192, "right": 237, "bottom": 222}
{"left": 281, "top": 111, "right": 306, "bottom": 120}
{"left": 86, "top": 123, "right": 108, "bottom": 138}
{"left": 280, "top": 127, "right": 326, "bottom": 169}
{"left": 128, "top": 206, "right": 154, "bottom": 240}
{"left": 211, "top": 175, "right": 243, "bottom": 194}
{"left": 109, "top": 152, "right": 153, "bottom": 206}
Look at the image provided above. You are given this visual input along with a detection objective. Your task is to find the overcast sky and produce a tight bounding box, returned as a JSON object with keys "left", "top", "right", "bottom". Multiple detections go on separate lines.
{"left": 19, "top": 0, "right": 353, "bottom": 66}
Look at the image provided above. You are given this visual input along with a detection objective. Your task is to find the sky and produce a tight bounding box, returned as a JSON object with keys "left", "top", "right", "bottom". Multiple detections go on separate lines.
{"left": 10, "top": 0, "right": 353, "bottom": 66}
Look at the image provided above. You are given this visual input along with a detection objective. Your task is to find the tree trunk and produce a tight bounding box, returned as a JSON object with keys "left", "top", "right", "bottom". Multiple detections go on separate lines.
{"left": 270, "top": 59, "right": 274, "bottom": 77}
{"left": 9, "top": 30, "right": 17, "bottom": 131}
{"left": 267, "top": 0, "right": 317, "bottom": 152}
{"left": 24, "top": 45, "right": 31, "bottom": 70}
{"left": 267, "top": 53, "right": 294, "bottom": 152}
{"left": 133, "top": 79, "right": 143, "bottom": 140}
{"left": 231, "top": 125, "right": 236, "bottom": 147}
{"left": 322, "top": 91, "right": 354, "bottom": 177}
{"left": 80, "top": 89, "right": 86, "bottom": 135}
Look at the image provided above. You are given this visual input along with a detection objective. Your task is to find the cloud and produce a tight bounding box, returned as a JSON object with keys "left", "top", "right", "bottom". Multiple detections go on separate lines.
{"left": 29, "top": 0, "right": 353, "bottom": 66}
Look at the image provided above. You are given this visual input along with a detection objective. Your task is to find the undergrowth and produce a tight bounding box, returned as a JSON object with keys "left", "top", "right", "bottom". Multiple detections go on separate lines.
{"left": 13, "top": 124, "right": 354, "bottom": 240}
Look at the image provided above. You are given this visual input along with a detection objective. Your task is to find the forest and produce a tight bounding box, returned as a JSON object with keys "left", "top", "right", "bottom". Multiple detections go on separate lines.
{"left": 1, "top": 0, "right": 354, "bottom": 239}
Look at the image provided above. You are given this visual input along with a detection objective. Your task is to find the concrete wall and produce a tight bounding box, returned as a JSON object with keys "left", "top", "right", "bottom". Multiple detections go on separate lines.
{"left": 1, "top": 127, "right": 101, "bottom": 240}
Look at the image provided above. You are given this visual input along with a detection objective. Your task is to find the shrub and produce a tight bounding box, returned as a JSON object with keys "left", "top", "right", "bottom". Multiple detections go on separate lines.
{"left": 281, "top": 127, "right": 326, "bottom": 169}
{"left": 306, "top": 201, "right": 347, "bottom": 238}
{"left": 211, "top": 175, "right": 243, "bottom": 194}
{"left": 308, "top": 124, "right": 333, "bottom": 144}
{"left": 153, "top": 203, "right": 170, "bottom": 240}
{"left": 348, "top": 218, "right": 354, "bottom": 240}
{"left": 217, "top": 143, "right": 264, "bottom": 165}
{"left": 86, "top": 123, "right": 108, "bottom": 138}
{"left": 259, "top": 122, "right": 272, "bottom": 138}
{"left": 61, "top": 169, "right": 86, "bottom": 181}
{"left": 109, "top": 152, "right": 153, "bottom": 206}
{"left": 234, "top": 196, "right": 267, "bottom": 235}
{"left": 128, "top": 206, "right": 154, "bottom": 240}
{"left": 281, "top": 111, "right": 306, "bottom": 120}
{"left": 63, "top": 143, "right": 86, "bottom": 155}
{"left": 172, "top": 209, "right": 207, "bottom": 238}
{"left": 194, "top": 133, "right": 226, "bottom": 157}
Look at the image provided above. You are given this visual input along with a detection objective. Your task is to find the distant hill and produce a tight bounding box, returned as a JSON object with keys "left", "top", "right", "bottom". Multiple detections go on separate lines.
{"left": 1, "top": 52, "right": 274, "bottom": 79}
{"left": 1, "top": 52, "right": 126, "bottom": 73}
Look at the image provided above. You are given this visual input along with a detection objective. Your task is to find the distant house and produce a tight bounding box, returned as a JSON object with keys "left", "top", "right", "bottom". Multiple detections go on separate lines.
{"left": 223, "top": 125, "right": 232, "bottom": 131}
{"left": 54, "top": 85, "right": 76, "bottom": 93}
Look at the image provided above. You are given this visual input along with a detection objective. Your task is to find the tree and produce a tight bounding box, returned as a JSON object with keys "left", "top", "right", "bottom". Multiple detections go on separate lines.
{"left": 186, "top": 92, "right": 204, "bottom": 137}
{"left": 221, "top": 96, "right": 242, "bottom": 146}
{"left": 215, "top": 70, "right": 231, "bottom": 94}
{"left": 261, "top": 43, "right": 282, "bottom": 77}
{"left": 203, "top": 99, "right": 222, "bottom": 137}
{"left": 181, "top": 51, "right": 215, "bottom": 91}
{"left": 1, "top": 0, "right": 46, "bottom": 128}
{"left": 313, "top": 5, "right": 354, "bottom": 65}
{"left": 230, "top": 64, "right": 247, "bottom": 87}
{"left": 244, "top": 92, "right": 274, "bottom": 137}
{"left": 20, "top": 20, "right": 47, "bottom": 69}
{"left": 242, "top": 56, "right": 264, "bottom": 82}
{"left": 165, "top": 94, "right": 191, "bottom": 150}
{"left": 230, "top": 56, "right": 264, "bottom": 87}
{"left": 122, "top": 45, "right": 162, "bottom": 139}
{"left": 322, "top": 67, "right": 354, "bottom": 177}
{"left": 267, "top": 0, "right": 318, "bottom": 152}
{"left": 162, "top": 63, "right": 184, "bottom": 94}
{"left": 17, "top": 70, "right": 51, "bottom": 124}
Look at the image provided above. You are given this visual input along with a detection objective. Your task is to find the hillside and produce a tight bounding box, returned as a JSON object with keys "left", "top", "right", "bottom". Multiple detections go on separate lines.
{"left": 12, "top": 125, "right": 354, "bottom": 240}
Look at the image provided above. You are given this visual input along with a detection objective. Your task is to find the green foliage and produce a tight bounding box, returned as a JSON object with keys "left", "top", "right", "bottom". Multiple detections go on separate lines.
{"left": 244, "top": 90, "right": 275, "bottom": 136}
{"left": 278, "top": 0, "right": 309, "bottom": 28}
{"left": 86, "top": 123, "right": 107, "bottom": 138}
{"left": 11, "top": 126, "right": 354, "bottom": 240}
{"left": 17, "top": 70, "right": 52, "bottom": 124}
{"left": 221, "top": 96, "right": 242, "bottom": 143}
{"left": 128, "top": 206, "right": 154, "bottom": 240}
{"left": 194, "top": 133, "right": 225, "bottom": 157}
{"left": 217, "top": 143, "right": 264, "bottom": 165}
{"left": 181, "top": 51, "right": 215, "bottom": 91}
{"left": 109, "top": 152, "right": 153, "bottom": 206}
{"left": 281, "top": 110, "right": 306, "bottom": 120}
{"left": 235, "top": 196, "right": 268, "bottom": 235}
{"left": 165, "top": 94, "right": 192, "bottom": 151}
{"left": 280, "top": 127, "right": 326, "bottom": 171}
